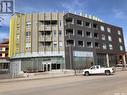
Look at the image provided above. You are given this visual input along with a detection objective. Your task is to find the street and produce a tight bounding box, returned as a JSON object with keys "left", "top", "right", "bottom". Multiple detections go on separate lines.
{"left": 0, "top": 71, "right": 127, "bottom": 95}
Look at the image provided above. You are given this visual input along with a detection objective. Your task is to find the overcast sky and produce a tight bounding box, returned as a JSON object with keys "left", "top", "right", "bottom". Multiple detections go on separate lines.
{"left": 0, "top": 0, "right": 127, "bottom": 50}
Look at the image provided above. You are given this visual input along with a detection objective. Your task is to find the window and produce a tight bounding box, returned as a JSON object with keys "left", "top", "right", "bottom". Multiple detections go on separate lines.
{"left": 102, "top": 43, "right": 107, "bottom": 49}
{"left": 107, "top": 27, "right": 111, "bottom": 33}
{"left": 26, "top": 31, "right": 31, "bottom": 49}
{"left": 45, "top": 31, "right": 51, "bottom": 36}
{"left": 93, "top": 23, "right": 98, "bottom": 29}
{"left": 108, "top": 36, "right": 112, "bottom": 41}
{"left": 59, "top": 42, "right": 62, "bottom": 47}
{"left": 109, "top": 44, "right": 113, "bottom": 50}
{"left": 85, "top": 22, "right": 91, "bottom": 28}
{"left": 40, "top": 31, "right": 50, "bottom": 36}
{"left": 66, "top": 29, "right": 74, "bottom": 35}
{"left": 51, "top": 20, "right": 57, "bottom": 25}
{"left": 77, "top": 20, "right": 83, "bottom": 26}
{"left": 86, "top": 32, "right": 92, "bottom": 38}
{"left": 94, "top": 33, "right": 99, "bottom": 39}
{"left": 102, "top": 34, "right": 105, "bottom": 40}
{"left": 26, "top": 43, "right": 31, "bottom": 48}
{"left": 120, "top": 45, "right": 123, "bottom": 51}
{"left": 100, "top": 25, "right": 104, "bottom": 31}
{"left": 26, "top": 31, "right": 31, "bottom": 37}
{"left": 41, "top": 20, "right": 50, "bottom": 25}
{"left": 59, "top": 30, "right": 62, "bottom": 41}
{"left": 26, "top": 21, "right": 31, "bottom": 26}
{"left": 118, "top": 30, "right": 121, "bottom": 35}
{"left": 6, "top": 48, "right": 8, "bottom": 51}
{"left": 2, "top": 47, "right": 5, "bottom": 51}
{"left": 53, "top": 42, "right": 57, "bottom": 48}
{"left": 65, "top": 18, "right": 73, "bottom": 24}
{"left": 95, "top": 42, "right": 100, "bottom": 48}
{"left": 66, "top": 40, "right": 74, "bottom": 46}
{"left": 17, "top": 24, "right": 20, "bottom": 29}
{"left": 96, "top": 66, "right": 99, "bottom": 69}
{"left": 53, "top": 30, "right": 56, "bottom": 37}
{"left": 59, "top": 30, "right": 62, "bottom": 36}
{"left": 87, "top": 42, "right": 93, "bottom": 48}
{"left": 90, "top": 66, "right": 95, "bottom": 69}
{"left": 16, "top": 35, "right": 20, "bottom": 41}
{"left": 2, "top": 53, "right": 5, "bottom": 57}
{"left": 119, "top": 38, "right": 122, "bottom": 43}
{"left": 59, "top": 20, "right": 62, "bottom": 26}
{"left": 40, "top": 20, "right": 57, "bottom": 25}
{"left": 77, "top": 30, "right": 83, "bottom": 36}
{"left": 41, "top": 42, "right": 51, "bottom": 47}
{"left": 78, "top": 41, "right": 84, "bottom": 47}
{"left": 41, "top": 32, "right": 45, "bottom": 36}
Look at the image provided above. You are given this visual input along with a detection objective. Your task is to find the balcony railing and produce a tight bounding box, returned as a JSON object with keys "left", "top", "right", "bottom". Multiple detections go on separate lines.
{"left": 39, "top": 36, "right": 52, "bottom": 42}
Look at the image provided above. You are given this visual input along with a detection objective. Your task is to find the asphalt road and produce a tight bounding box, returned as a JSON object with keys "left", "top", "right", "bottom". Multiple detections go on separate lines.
{"left": 0, "top": 71, "right": 127, "bottom": 95}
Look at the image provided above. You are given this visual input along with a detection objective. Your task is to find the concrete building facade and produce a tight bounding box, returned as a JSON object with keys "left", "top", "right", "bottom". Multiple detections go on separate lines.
{"left": 9, "top": 12, "right": 126, "bottom": 75}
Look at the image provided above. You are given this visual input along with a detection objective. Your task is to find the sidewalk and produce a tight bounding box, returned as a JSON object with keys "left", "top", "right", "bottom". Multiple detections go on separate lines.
{"left": 0, "top": 70, "right": 78, "bottom": 83}
{"left": 0, "top": 68, "right": 126, "bottom": 83}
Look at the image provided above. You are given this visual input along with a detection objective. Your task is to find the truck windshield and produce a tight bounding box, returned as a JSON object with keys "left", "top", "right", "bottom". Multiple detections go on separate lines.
{"left": 91, "top": 66, "right": 95, "bottom": 69}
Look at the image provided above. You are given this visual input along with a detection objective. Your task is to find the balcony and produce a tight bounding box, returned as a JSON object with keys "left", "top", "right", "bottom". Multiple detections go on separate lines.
{"left": 39, "top": 42, "right": 52, "bottom": 51}
{"left": 39, "top": 35, "right": 52, "bottom": 42}
{"left": 45, "top": 25, "right": 51, "bottom": 31}
{"left": 65, "top": 18, "right": 73, "bottom": 25}
{"left": 39, "top": 25, "right": 45, "bottom": 31}
{"left": 66, "top": 29, "right": 74, "bottom": 36}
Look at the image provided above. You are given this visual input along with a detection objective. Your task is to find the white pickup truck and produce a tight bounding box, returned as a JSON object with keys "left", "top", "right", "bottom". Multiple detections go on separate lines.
{"left": 83, "top": 65, "right": 115, "bottom": 76}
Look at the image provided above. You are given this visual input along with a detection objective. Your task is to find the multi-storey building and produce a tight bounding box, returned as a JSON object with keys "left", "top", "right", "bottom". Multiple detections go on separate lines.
{"left": 9, "top": 12, "right": 126, "bottom": 75}
{"left": 0, "top": 39, "right": 10, "bottom": 72}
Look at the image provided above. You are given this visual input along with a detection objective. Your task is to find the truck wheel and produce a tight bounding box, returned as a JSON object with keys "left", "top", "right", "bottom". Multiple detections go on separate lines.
{"left": 105, "top": 70, "right": 110, "bottom": 75}
{"left": 85, "top": 72, "right": 89, "bottom": 76}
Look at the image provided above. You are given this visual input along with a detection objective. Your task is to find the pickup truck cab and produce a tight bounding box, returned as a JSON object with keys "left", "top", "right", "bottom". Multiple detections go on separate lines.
{"left": 83, "top": 65, "right": 115, "bottom": 76}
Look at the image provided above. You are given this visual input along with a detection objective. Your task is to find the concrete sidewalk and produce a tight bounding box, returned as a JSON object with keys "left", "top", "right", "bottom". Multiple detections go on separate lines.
{"left": 0, "top": 70, "right": 78, "bottom": 83}
{"left": 0, "top": 68, "right": 126, "bottom": 83}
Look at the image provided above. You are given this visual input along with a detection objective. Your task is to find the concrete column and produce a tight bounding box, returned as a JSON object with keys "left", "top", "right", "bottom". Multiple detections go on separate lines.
{"left": 42, "top": 63, "right": 44, "bottom": 71}
{"left": 106, "top": 53, "right": 109, "bottom": 67}
{"left": 46, "top": 63, "right": 48, "bottom": 71}
{"left": 50, "top": 62, "right": 52, "bottom": 71}
{"left": 123, "top": 54, "right": 126, "bottom": 67}
{"left": 10, "top": 60, "right": 21, "bottom": 77}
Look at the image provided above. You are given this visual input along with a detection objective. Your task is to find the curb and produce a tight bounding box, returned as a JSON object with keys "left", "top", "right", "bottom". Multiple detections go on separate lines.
{"left": 0, "top": 74, "right": 75, "bottom": 83}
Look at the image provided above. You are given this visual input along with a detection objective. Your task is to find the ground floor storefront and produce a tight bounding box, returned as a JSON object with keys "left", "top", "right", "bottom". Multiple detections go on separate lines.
{"left": 96, "top": 53, "right": 117, "bottom": 67}
{"left": 10, "top": 56, "right": 65, "bottom": 75}
{"left": 96, "top": 53, "right": 126, "bottom": 67}
{"left": 71, "top": 54, "right": 117, "bottom": 69}
{"left": 9, "top": 52, "right": 126, "bottom": 75}
{"left": 71, "top": 52, "right": 126, "bottom": 69}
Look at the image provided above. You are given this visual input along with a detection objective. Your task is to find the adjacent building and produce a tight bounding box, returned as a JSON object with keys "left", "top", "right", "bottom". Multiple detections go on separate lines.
{"left": 9, "top": 12, "right": 126, "bottom": 75}
{"left": 0, "top": 39, "right": 10, "bottom": 72}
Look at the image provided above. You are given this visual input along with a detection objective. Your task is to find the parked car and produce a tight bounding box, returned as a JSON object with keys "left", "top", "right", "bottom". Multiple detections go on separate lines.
{"left": 83, "top": 65, "right": 115, "bottom": 76}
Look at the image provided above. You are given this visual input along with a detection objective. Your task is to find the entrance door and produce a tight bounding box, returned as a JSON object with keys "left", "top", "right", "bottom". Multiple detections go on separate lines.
{"left": 42, "top": 62, "right": 51, "bottom": 72}
{"left": 44, "top": 64, "right": 46, "bottom": 72}
{"left": 47, "top": 64, "right": 50, "bottom": 71}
